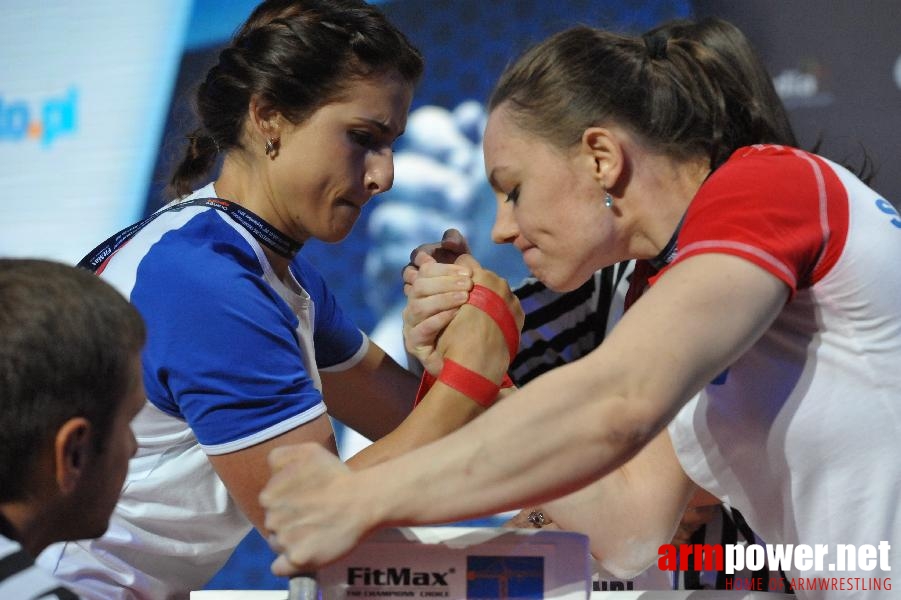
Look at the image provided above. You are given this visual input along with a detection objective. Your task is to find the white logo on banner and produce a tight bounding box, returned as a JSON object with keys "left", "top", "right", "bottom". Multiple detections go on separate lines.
{"left": 774, "top": 69, "right": 819, "bottom": 98}
{"left": 774, "top": 67, "right": 834, "bottom": 109}
{"left": 894, "top": 54, "right": 901, "bottom": 91}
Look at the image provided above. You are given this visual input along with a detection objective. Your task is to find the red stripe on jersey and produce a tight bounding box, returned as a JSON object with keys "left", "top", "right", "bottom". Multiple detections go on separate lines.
{"left": 798, "top": 151, "right": 850, "bottom": 284}
{"left": 661, "top": 145, "right": 849, "bottom": 297}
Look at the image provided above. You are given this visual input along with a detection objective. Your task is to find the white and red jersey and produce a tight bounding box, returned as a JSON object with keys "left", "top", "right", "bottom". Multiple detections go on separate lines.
{"left": 664, "top": 145, "right": 901, "bottom": 597}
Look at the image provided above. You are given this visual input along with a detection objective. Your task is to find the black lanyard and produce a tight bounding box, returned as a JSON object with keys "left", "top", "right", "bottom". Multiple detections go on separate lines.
{"left": 78, "top": 198, "right": 302, "bottom": 272}
{"left": 648, "top": 213, "right": 685, "bottom": 271}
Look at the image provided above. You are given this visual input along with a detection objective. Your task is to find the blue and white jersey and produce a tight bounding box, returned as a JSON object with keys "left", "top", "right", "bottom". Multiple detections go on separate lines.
{"left": 39, "top": 183, "right": 368, "bottom": 599}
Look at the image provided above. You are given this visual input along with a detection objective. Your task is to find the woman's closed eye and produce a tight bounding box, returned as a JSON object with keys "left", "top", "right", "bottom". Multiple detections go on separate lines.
{"left": 349, "top": 130, "right": 376, "bottom": 148}
{"left": 350, "top": 130, "right": 396, "bottom": 155}
{"left": 353, "top": 129, "right": 394, "bottom": 150}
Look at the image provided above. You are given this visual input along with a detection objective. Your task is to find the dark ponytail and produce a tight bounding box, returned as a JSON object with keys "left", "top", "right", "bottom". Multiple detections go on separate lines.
{"left": 639, "top": 31, "right": 783, "bottom": 168}
{"left": 167, "top": 129, "right": 220, "bottom": 199}
{"left": 643, "top": 18, "right": 799, "bottom": 149}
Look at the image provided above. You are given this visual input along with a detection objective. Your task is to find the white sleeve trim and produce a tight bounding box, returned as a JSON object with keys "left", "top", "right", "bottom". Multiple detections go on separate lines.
{"left": 319, "top": 331, "right": 370, "bottom": 372}
{"left": 200, "top": 402, "right": 327, "bottom": 456}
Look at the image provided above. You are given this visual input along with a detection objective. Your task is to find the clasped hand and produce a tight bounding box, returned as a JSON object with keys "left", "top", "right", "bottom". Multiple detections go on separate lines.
{"left": 260, "top": 230, "right": 522, "bottom": 576}
{"left": 402, "top": 229, "right": 522, "bottom": 381}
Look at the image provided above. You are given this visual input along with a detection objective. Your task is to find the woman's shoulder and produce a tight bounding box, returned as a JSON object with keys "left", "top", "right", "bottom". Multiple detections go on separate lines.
{"left": 123, "top": 214, "right": 275, "bottom": 318}
{"left": 704, "top": 144, "right": 836, "bottom": 201}
{"left": 140, "top": 211, "right": 261, "bottom": 275}
{"left": 720, "top": 144, "right": 841, "bottom": 177}
{"left": 723, "top": 144, "right": 811, "bottom": 170}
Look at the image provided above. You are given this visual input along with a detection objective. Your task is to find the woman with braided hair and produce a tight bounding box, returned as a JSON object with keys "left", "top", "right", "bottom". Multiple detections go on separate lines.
{"left": 38, "top": 1, "right": 521, "bottom": 597}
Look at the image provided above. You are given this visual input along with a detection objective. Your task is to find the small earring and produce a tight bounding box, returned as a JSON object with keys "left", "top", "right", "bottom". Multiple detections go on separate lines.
{"left": 603, "top": 190, "right": 614, "bottom": 208}
{"left": 265, "top": 137, "right": 277, "bottom": 156}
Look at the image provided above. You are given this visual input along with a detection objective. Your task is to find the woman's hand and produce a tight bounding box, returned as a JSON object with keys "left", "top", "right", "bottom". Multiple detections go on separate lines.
{"left": 262, "top": 443, "right": 371, "bottom": 575}
{"left": 433, "top": 254, "right": 523, "bottom": 384}
{"left": 402, "top": 259, "right": 473, "bottom": 375}
{"left": 403, "top": 251, "right": 522, "bottom": 383}
{"left": 402, "top": 228, "right": 471, "bottom": 287}
{"left": 401, "top": 229, "right": 473, "bottom": 375}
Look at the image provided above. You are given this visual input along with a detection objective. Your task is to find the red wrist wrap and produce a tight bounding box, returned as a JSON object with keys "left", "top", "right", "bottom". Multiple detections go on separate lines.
{"left": 413, "top": 369, "right": 513, "bottom": 409}
{"left": 437, "top": 359, "right": 500, "bottom": 408}
{"left": 466, "top": 284, "right": 520, "bottom": 360}
{"left": 412, "top": 284, "right": 520, "bottom": 408}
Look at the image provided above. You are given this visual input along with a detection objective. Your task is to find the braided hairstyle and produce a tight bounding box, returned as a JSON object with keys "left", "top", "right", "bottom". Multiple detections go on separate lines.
{"left": 168, "top": 0, "right": 423, "bottom": 198}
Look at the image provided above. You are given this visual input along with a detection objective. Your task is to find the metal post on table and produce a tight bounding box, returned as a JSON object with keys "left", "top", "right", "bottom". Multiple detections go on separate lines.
{"left": 288, "top": 575, "right": 319, "bottom": 600}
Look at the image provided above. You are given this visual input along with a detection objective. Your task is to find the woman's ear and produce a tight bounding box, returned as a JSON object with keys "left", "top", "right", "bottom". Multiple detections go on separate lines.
{"left": 581, "top": 127, "right": 624, "bottom": 190}
{"left": 54, "top": 417, "right": 93, "bottom": 495}
{"left": 247, "top": 95, "right": 282, "bottom": 156}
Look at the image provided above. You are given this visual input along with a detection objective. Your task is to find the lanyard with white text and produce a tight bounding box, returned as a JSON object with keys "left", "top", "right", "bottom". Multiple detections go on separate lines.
{"left": 78, "top": 198, "right": 301, "bottom": 272}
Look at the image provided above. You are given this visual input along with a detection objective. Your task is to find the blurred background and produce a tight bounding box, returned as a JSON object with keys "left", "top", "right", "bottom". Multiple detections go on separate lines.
{"left": 2, "top": 0, "right": 898, "bottom": 591}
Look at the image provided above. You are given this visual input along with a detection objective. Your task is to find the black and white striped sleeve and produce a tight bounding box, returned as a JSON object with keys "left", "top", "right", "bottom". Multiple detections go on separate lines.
{"left": 510, "top": 261, "right": 633, "bottom": 386}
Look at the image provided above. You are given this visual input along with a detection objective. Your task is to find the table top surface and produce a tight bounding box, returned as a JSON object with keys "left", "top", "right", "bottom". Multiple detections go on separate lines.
{"left": 191, "top": 591, "right": 795, "bottom": 600}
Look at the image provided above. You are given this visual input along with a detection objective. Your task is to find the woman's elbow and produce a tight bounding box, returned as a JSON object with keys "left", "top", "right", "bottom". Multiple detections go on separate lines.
{"left": 593, "top": 533, "right": 669, "bottom": 580}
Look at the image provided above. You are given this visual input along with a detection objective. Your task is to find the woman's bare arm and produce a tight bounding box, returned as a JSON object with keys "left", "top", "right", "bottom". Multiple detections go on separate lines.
{"left": 262, "top": 254, "right": 788, "bottom": 573}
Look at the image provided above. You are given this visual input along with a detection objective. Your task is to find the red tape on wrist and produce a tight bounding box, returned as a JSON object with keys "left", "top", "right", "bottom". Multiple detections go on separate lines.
{"left": 412, "top": 284, "right": 519, "bottom": 409}
{"left": 466, "top": 284, "right": 520, "bottom": 360}
{"left": 414, "top": 369, "right": 513, "bottom": 408}
{"left": 438, "top": 358, "right": 500, "bottom": 408}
